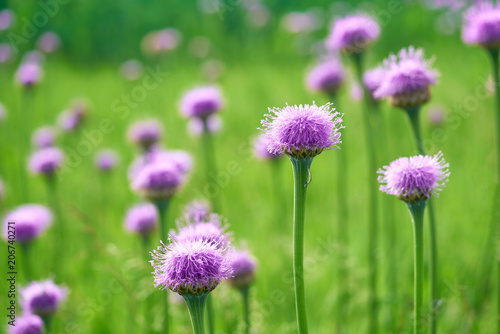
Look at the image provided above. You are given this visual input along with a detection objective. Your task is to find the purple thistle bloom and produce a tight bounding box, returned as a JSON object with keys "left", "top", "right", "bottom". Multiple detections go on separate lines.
{"left": 260, "top": 102, "right": 344, "bottom": 158}
{"left": 20, "top": 280, "right": 68, "bottom": 317}
{"left": 187, "top": 114, "right": 223, "bottom": 137}
{"left": 172, "top": 214, "right": 229, "bottom": 247}
{"left": 28, "top": 147, "right": 64, "bottom": 177}
{"left": 120, "top": 59, "right": 144, "bottom": 81}
{"left": 306, "top": 59, "right": 345, "bottom": 95}
{"left": 125, "top": 203, "right": 158, "bottom": 236}
{"left": 363, "top": 66, "right": 387, "bottom": 98}
{"left": 127, "top": 119, "right": 163, "bottom": 151}
{"left": 141, "top": 28, "right": 181, "bottom": 56}
{"left": 150, "top": 238, "right": 233, "bottom": 295}
{"left": 95, "top": 149, "right": 119, "bottom": 171}
{"left": 16, "top": 62, "right": 42, "bottom": 88}
{"left": 0, "top": 9, "right": 14, "bottom": 31}
{"left": 32, "top": 126, "right": 56, "bottom": 148}
{"left": 22, "top": 51, "right": 45, "bottom": 66}
{"left": 378, "top": 151, "right": 450, "bottom": 203}
{"left": 0, "top": 43, "right": 13, "bottom": 64}
{"left": 181, "top": 86, "right": 223, "bottom": 119}
{"left": 37, "top": 32, "right": 60, "bottom": 54}
{"left": 129, "top": 147, "right": 192, "bottom": 180}
{"left": 463, "top": 1, "right": 500, "bottom": 49}
{"left": 2, "top": 204, "right": 52, "bottom": 243}
{"left": 374, "top": 46, "right": 439, "bottom": 108}
{"left": 253, "top": 134, "right": 283, "bottom": 160}
{"left": 326, "top": 14, "right": 380, "bottom": 54}
{"left": 8, "top": 314, "right": 43, "bottom": 334}
{"left": 228, "top": 249, "right": 258, "bottom": 288}
{"left": 183, "top": 200, "right": 212, "bottom": 222}
{"left": 131, "top": 161, "right": 185, "bottom": 201}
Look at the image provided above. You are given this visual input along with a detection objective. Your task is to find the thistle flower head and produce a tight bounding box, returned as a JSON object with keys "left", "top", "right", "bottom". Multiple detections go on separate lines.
{"left": 37, "top": 32, "right": 60, "bottom": 54}
{"left": 131, "top": 161, "right": 185, "bottom": 201}
{"left": 0, "top": 9, "right": 14, "bottom": 31}
{"left": 306, "top": 59, "right": 346, "bottom": 95}
{"left": 150, "top": 238, "right": 234, "bottom": 295}
{"left": 16, "top": 62, "right": 42, "bottom": 88}
{"left": 363, "top": 66, "right": 387, "bottom": 98}
{"left": 260, "top": 103, "right": 344, "bottom": 158}
{"left": 181, "top": 86, "right": 223, "bottom": 119}
{"left": 127, "top": 119, "right": 163, "bottom": 151}
{"left": 129, "top": 147, "right": 192, "bottom": 179}
{"left": 378, "top": 151, "right": 450, "bottom": 203}
{"left": 2, "top": 204, "right": 53, "bottom": 243}
{"left": 32, "top": 126, "right": 56, "bottom": 148}
{"left": 95, "top": 149, "right": 119, "bottom": 171}
{"left": 228, "top": 249, "right": 257, "bottom": 289}
{"left": 463, "top": 1, "right": 500, "bottom": 49}
{"left": 374, "top": 47, "right": 439, "bottom": 108}
{"left": 9, "top": 314, "right": 43, "bottom": 334}
{"left": 326, "top": 14, "right": 380, "bottom": 54}
{"left": 187, "top": 115, "right": 223, "bottom": 137}
{"left": 125, "top": 203, "right": 158, "bottom": 236}
{"left": 57, "top": 100, "right": 87, "bottom": 132}
{"left": 172, "top": 213, "right": 229, "bottom": 247}
{"left": 253, "top": 134, "right": 283, "bottom": 160}
{"left": 20, "top": 280, "right": 68, "bottom": 317}
{"left": 183, "top": 200, "right": 212, "bottom": 222}
{"left": 28, "top": 147, "right": 64, "bottom": 177}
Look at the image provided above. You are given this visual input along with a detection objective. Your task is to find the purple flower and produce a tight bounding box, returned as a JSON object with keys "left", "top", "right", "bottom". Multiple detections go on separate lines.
{"left": 0, "top": 43, "right": 13, "bottom": 64}
{"left": 326, "top": 14, "right": 380, "bottom": 54}
{"left": 129, "top": 147, "right": 192, "bottom": 180}
{"left": 260, "top": 103, "right": 344, "bottom": 158}
{"left": 20, "top": 280, "right": 68, "bottom": 317}
{"left": 374, "top": 47, "right": 439, "bottom": 108}
{"left": 363, "top": 66, "right": 387, "bottom": 98}
{"left": 131, "top": 161, "right": 185, "bottom": 201}
{"left": 0, "top": 9, "right": 15, "bottom": 31}
{"left": 125, "top": 203, "right": 158, "bottom": 236}
{"left": 16, "top": 63, "right": 42, "bottom": 88}
{"left": 378, "top": 151, "right": 450, "bottom": 203}
{"left": 141, "top": 28, "right": 181, "bottom": 55}
{"left": 180, "top": 86, "right": 223, "bottom": 119}
{"left": 2, "top": 204, "right": 52, "bottom": 243}
{"left": 95, "top": 149, "right": 119, "bottom": 171}
{"left": 228, "top": 249, "right": 257, "bottom": 288}
{"left": 172, "top": 214, "right": 229, "bottom": 247}
{"left": 8, "top": 314, "right": 43, "bottom": 334}
{"left": 22, "top": 51, "right": 45, "bottom": 66}
{"left": 187, "top": 114, "right": 222, "bottom": 137}
{"left": 120, "top": 60, "right": 144, "bottom": 81}
{"left": 28, "top": 147, "right": 64, "bottom": 177}
{"left": 150, "top": 238, "right": 233, "bottom": 295}
{"left": 127, "top": 119, "right": 163, "bottom": 151}
{"left": 253, "top": 134, "right": 283, "bottom": 160}
{"left": 32, "top": 126, "right": 56, "bottom": 148}
{"left": 306, "top": 59, "right": 345, "bottom": 95}
{"left": 183, "top": 200, "right": 212, "bottom": 222}
{"left": 463, "top": 1, "right": 500, "bottom": 49}
{"left": 37, "top": 32, "right": 60, "bottom": 53}
{"left": 57, "top": 99, "right": 88, "bottom": 132}
{"left": 428, "top": 106, "right": 445, "bottom": 126}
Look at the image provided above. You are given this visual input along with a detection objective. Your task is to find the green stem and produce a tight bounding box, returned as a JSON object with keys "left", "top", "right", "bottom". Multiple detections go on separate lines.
{"left": 42, "top": 315, "right": 53, "bottom": 334}
{"left": 202, "top": 119, "right": 220, "bottom": 213}
{"left": 407, "top": 201, "right": 427, "bottom": 334}
{"left": 488, "top": 48, "right": 500, "bottom": 334}
{"left": 352, "top": 53, "right": 379, "bottom": 334}
{"left": 289, "top": 156, "right": 313, "bottom": 334}
{"left": 154, "top": 200, "right": 170, "bottom": 334}
{"left": 142, "top": 235, "right": 151, "bottom": 334}
{"left": 240, "top": 286, "right": 250, "bottom": 334}
{"left": 183, "top": 293, "right": 209, "bottom": 334}
{"left": 46, "top": 177, "right": 63, "bottom": 277}
{"left": 404, "top": 106, "right": 439, "bottom": 334}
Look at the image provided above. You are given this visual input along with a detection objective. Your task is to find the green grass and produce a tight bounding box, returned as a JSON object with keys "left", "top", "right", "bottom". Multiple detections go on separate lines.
{"left": 0, "top": 5, "right": 499, "bottom": 333}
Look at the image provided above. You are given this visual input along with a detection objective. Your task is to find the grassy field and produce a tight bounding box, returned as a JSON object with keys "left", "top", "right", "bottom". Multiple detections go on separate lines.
{"left": 0, "top": 2, "right": 499, "bottom": 333}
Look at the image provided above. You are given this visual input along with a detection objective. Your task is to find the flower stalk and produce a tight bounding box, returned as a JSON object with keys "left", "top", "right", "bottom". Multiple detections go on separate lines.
{"left": 154, "top": 199, "right": 171, "bottom": 334}
{"left": 184, "top": 293, "right": 209, "bottom": 334}
{"left": 290, "top": 156, "right": 313, "bottom": 334}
